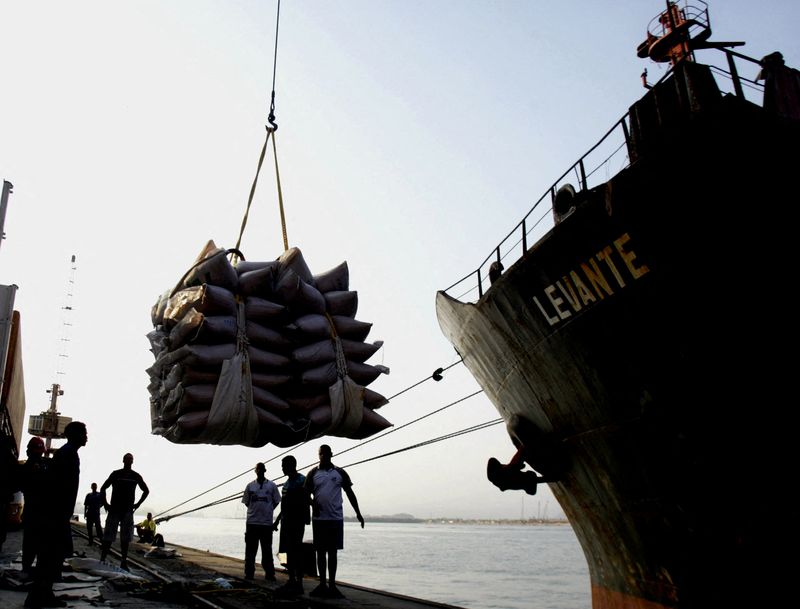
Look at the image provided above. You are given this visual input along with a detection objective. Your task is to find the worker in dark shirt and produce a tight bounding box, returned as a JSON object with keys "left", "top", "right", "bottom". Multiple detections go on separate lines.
{"left": 274, "top": 455, "right": 310, "bottom": 596}
{"left": 83, "top": 483, "right": 104, "bottom": 546}
{"left": 99, "top": 453, "right": 149, "bottom": 570}
{"left": 26, "top": 421, "right": 87, "bottom": 609}
{"left": 20, "top": 437, "right": 48, "bottom": 573}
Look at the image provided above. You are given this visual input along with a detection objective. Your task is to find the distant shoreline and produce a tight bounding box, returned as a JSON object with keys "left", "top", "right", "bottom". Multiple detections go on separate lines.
{"left": 344, "top": 516, "right": 570, "bottom": 525}
{"left": 150, "top": 512, "right": 570, "bottom": 525}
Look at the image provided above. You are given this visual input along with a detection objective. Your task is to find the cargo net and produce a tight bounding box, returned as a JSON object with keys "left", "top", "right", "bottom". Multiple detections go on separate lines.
{"left": 147, "top": 241, "right": 390, "bottom": 448}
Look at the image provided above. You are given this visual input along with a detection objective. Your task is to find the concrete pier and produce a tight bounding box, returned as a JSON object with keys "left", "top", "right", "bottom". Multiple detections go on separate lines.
{"left": 1, "top": 525, "right": 466, "bottom": 609}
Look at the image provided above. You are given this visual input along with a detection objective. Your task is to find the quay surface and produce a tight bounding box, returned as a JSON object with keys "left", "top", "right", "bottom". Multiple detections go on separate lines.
{"left": 1, "top": 525, "right": 465, "bottom": 609}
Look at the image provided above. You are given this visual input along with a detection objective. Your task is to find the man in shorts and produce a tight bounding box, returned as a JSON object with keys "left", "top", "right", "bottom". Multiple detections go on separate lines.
{"left": 305, "top": 444, "right": 364, "bottom": 599}
{"left": 99, "top": 453, "right": 149, "bottom": 570}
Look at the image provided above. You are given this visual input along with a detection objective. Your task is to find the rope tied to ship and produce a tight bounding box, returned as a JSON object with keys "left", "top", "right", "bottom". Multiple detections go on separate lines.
{"left": 155, "top": 410, "right": 500, "bottom": 523}
{"left": 154, "top": 361, "right": 475, "bottom": 521}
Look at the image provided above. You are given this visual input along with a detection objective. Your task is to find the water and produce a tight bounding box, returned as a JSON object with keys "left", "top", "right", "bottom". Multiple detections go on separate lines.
{"left": 155, "top": 516, "right": 591, "bottom": 609}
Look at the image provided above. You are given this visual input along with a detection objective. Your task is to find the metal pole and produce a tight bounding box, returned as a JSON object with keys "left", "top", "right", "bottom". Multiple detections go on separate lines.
{"left": 0, "top": 180, "right": 13, "bottom": 251}
{"left": 44, "top": 383, "right": 62, "bottom": 453}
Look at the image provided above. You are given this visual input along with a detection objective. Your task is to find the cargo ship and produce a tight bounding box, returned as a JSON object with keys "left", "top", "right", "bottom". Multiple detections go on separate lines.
{"left": 436, "top": 2, "right": 799, "bottom": 608}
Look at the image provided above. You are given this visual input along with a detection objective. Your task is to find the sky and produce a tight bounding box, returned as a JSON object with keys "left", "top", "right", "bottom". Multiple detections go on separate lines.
{"left": 2, "top": 0, "right": 799, "bottom": 526}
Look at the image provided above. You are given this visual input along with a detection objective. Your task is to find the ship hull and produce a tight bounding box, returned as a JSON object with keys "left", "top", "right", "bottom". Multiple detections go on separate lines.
{"left": 437, "top": 94, "right": 799, "bottom": 608}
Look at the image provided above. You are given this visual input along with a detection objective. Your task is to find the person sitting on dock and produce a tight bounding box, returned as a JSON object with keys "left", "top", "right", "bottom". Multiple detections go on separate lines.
{"left": 99, "top": 453, "right": 149, "bottom": 571}
{"left": 135, "top": 512, "right": 157, "bottom": 544}
{"left": 242, "top": 462, "right": 281, "bottom": 581}
{"left": 305, "top": 444, "right": 365, "bottom": 599}
{"left": 273, "top": 455, "right": 310, "bottom": 596}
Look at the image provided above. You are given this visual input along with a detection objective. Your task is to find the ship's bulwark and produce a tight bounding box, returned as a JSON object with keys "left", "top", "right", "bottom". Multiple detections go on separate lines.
{"left": 437, "top": 92, "right": 799, "bottom": 608}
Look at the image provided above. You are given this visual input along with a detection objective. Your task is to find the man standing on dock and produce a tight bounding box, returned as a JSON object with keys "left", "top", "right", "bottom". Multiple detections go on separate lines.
{"left": 274, "top": 455, "right": 310, "bottom": 596}
{"left": 83, "top": 483, "right": 103, "bottom": 546}
{"left": 26, "top": 421, "right": 87, "bottom": 609}
{"left": 305, "top": 444, "right": 364, "bottom": 599}
{"left": 242, "top": 462, "right": 281, "bottom": 581}
{"left": 99, "top": 453, "right": 149, "bottom": 571}
{"left": 20, "top": 437, "right": 48, "bottom": 573}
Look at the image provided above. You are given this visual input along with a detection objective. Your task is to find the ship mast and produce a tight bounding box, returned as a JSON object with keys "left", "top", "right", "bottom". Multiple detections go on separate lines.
{"left": 28, "top": 255, "right": 77, "bottom": 453}
{"left": 637, "top": 1, "right": 744, "bottom": 67}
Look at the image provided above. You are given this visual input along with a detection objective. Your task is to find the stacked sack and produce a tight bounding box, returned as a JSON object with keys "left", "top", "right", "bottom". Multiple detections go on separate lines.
{"left": 147, "top": 241, "right": 390, "bottom": 447}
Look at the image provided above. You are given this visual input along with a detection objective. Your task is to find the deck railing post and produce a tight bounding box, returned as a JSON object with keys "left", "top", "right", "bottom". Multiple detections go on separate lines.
{"left": 522, "top": 218, "right": 527, "bottom": 252}
{"left": 621, "top": 117, "right": 630, "bottom": 149}
{"left": 579, "top": 159, "right": 588, "bottom": 191}
{"left": 726, "top": 51, "right": 745, "bottom": 99}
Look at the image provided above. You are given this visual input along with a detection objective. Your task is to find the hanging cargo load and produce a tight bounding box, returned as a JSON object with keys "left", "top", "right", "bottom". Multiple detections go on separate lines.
{"left": 146, "top": 241, "right": 390, "bottom": 448}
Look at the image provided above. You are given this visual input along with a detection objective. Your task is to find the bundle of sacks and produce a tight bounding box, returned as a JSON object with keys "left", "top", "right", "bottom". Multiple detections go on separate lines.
{"left": 147, "top": 241, "right": 391, "bottom": 447}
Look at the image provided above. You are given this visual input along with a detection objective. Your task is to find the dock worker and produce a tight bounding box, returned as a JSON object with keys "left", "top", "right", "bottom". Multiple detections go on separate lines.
{"left": 242, "top": 462, "right": 281, "bottom": 581}
{"left": 273, "top": 455, "right": 310, "bottom": 596}
{"left": 83, "top": 482, "right": 104, "bottom": 546}
{"left": 99, "top": 453, "right": 149, "bottom": 571}
{"left": 135, "top": 512, "right": 157, "bottom": 543}
{"left": 26, "top": 421, "right": 87, "bottom": 609}
{"left": 20, "top": 437, "right": 49, "bottom": 573}
{"left": 305, "top": 444, "right": 365, "bottom": 599}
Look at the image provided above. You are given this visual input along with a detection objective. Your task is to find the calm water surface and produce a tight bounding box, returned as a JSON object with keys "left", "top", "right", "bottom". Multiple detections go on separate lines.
{"left": 155, "top": 516, "right": 590, "bottom": 609}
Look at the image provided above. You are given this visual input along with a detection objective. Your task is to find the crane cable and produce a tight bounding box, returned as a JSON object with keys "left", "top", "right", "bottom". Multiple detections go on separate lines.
{"left": 154, "top": 360, "right": 469, "bottom": 520}
{"left": 233, "top": 0, "right": 288, "bottom": 259}
{"left": 157, "top": 414, "right": 502, "bottom": 523}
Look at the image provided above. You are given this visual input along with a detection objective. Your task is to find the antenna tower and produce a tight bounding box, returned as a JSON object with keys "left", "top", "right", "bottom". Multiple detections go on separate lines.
{"left": 28, "top": 255, "right": 78, "bottom": 452}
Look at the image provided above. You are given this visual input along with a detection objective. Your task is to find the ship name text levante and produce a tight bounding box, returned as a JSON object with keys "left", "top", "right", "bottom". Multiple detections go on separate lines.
{"left": 532, "top": 232, "right": 649, "bottom": 327}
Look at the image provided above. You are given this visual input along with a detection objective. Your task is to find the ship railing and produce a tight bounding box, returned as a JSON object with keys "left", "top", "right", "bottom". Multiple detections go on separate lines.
{"left": 644, "top": 0, "right": 710, "bottom": 45}
{"left": 443, "top": 114, "right": 633, "bottom": 303}
{"left": 707, "top": 48, "right": 765, "bottom": 104}
{"left": 442, "top": 46, "right": 769, "bottom": 304}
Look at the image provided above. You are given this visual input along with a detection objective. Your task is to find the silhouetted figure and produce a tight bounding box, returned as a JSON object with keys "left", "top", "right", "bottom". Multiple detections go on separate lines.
{"left": 83, "top": 483, "right": 103, "bottom": 546}
{"left": 21, "top": 437, "right": 48, "bottom": 573}
{"left": 274, "top": 455, "right": 310, "bottom": 596}
{"left": 26, "top": 421, "right": 87, "bottom": 609}
{"left": 242, "top": 462, "right": 281, "bottom": 581}
{"left": 135, "top": 512, "right": 156, "bottom": 543}
{"left": 489, "top": 261, "right": 504, "bottom": 285}
{"left": 0, "top": 435, "right": 20, "bottom": 553}
{"left": 757, "top": 51, "right": 800, "bottom": 121}
{"left": 99, "top": 453, "right": 149, "bottom": 571}
{"left": 305, "top": 444, "right": 364, "bottom": 599}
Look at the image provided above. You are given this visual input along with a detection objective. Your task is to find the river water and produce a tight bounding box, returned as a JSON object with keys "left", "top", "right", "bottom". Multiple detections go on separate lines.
{"left": 154, "top": 516, "right": 591, "bottom": 609}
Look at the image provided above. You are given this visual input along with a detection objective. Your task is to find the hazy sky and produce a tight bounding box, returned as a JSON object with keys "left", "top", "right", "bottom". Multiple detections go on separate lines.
{"left": 2, "top": 1, "right": 798, "bottom": 525}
